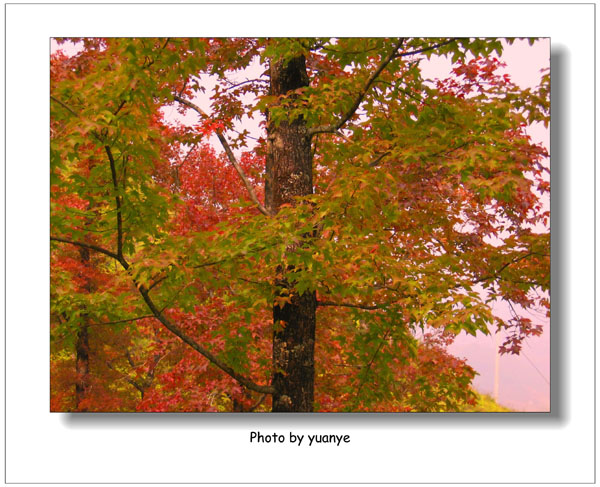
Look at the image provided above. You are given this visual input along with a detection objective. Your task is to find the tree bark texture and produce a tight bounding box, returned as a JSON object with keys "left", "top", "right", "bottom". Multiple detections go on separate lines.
{"left": 267, "top": 55, "right": 317, "bottom": 412}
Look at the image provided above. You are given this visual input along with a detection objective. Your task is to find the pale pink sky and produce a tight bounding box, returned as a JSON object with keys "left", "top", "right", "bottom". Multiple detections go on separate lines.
{"left": 51, "top": 38, "right": 550, "bottom": 411}
{"left": 420, "top": 39, "right": 550, "bottom": 411}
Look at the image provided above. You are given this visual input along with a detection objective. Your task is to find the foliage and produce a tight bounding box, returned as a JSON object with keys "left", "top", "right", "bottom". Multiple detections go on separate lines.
{"left": 50, "top": 38, "right": 549, "bottom": 412}
{"left": 458, "top": 393, "right": 513, "bottom": 412}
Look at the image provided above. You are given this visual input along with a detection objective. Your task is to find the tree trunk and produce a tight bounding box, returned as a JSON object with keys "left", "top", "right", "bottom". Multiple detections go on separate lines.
{"left": 75, "top": 319, "right": 90, "bottom": 410}
{"left": 75, "top": 245, "right": 91, "bottom": 411}
{"left": 267, "top": 55, "right": 317, "bottom": 412}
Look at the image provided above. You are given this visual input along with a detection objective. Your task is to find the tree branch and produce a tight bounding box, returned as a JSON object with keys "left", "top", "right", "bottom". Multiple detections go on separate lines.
{"left": 51, "top": 313, "right": 156, "bottom": 345}
{"left": 321, "top": 46, "right": 380, "bottom": 56}
{"left": 173, "top": 95, "right": 272, "bottom": 217}
{"left": 368, "top": 151, "right": 391, "bottom": 167}
{"left": 475, "top": 252, "right": 546, "bottom": 284}
{"left": 112, "top": 99, "right": 127, "bottom": 116}
{"left": 51, "top": 235, "right": 277, "bottom": 395}
{"left": 317, "top": 300, "right": 382, "bottom": 311}
{"left": 224, "top": 78, "right": 269, "bottom": 91}
{"left": 104, "top": 145, "right": 124, "bottom": 259}
{"left": 147, "top": 274, "right": 169, "bottom": 292}
{"left": 392, "top": 38, "right": 458, "bottom": 59}
{"left": 50, "top": 95, "right": 79, "bottom": 117}
{"left": 105, "top": 359, "right": 146, "bottom": 397}
{"left": 88, "top": 315, "right": 155, "bottom": 327}
{"left": 135, "top": 283, "right": 276, "bottom": 395}
{"left": 50, "top": 236, "right": 120, "bottom": 261}
{"left": 357, "top": 329, "right": 391, "bottom": 396}
{"left": 308, "top": 38, "right": 405, "bottom": 137}
{"left": 248, "top": 393, "right": 267, "bottom": 412}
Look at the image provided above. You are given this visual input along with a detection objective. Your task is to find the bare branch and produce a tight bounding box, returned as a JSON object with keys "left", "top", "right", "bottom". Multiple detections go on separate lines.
{"left": 308, "top": 38, "right": 405, "bottom": 137}
{"left": 173, "top": 95, "right": 272, "bottom": 216}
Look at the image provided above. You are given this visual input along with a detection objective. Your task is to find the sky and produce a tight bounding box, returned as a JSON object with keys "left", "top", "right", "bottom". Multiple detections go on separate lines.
{"left": 419, "top": 39, "right": 550, "bottom": 411}
{"left": 51, "top": 37, "right": 550, "bottom": 412}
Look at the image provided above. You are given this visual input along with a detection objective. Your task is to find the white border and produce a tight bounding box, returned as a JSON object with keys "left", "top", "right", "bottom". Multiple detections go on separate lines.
{"left": 5, "top": 2, "right": 595, "bottom": 484}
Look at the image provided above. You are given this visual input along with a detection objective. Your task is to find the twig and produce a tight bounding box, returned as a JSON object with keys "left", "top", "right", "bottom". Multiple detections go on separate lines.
{"left": 223, "top": 78, "right": 269, "bottom": 91}
{"left": 475, "top": 251, "right": 546, "bottom": 284}
{"left": 112, "top": 100, "right": 127, "bottom": 117}
{"left": 173, "top": 95, "right": 271, "bottom": 217}
{"left": 50, "top": 95, "right": 79, "bottom": 117}
{"left": 368, "top": 151, "right": 391, "bottom": 167}
{"left": 50, "top": 236, "right": 120, "bottom": 261}
{"left": 393, "top": 38, "right": 458, "bottom": 59}
{"left": 308, "top": 38, "right": 405, "bottom": 137}
{"left": 356, "top": 329, "right": 391, "bottom": 396}
{"left": 317, "top": 300, "right": 382, "bottom": 311}
{"left": 89, "top": 315, "right": 155, "bottom": 327}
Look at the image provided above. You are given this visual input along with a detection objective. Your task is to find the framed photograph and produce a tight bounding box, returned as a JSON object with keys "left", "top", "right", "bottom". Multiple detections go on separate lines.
{"left": 6, "top": 3, "right": 594, "bottom": 483}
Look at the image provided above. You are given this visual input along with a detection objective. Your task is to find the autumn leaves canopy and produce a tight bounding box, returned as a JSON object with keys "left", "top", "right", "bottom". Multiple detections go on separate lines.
{"left": 51, "top": 38, "right": 549, "bottom": 412}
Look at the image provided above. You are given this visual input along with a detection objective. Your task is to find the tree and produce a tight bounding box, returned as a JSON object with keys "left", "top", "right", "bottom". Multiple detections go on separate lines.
{"left": 50, "top": 38, "right": 549, "bottom": 412}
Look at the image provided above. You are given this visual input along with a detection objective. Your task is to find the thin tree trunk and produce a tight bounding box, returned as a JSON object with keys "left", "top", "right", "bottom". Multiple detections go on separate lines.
{"left": 75, "top": 245, "right": 91, "bottom": 411}
{"left": 267, "top": 55, "right": 317, "bottom": 412}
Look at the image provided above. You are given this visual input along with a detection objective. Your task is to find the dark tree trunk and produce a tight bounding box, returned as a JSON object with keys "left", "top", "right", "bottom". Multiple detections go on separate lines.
{"left": 75, "top": 320, "right": 90, "bottom": 410}
{"left": 75, "top": 245, "right": 91, "bottom": 411}
{"left": 267, "top": 55, "right": 317, "bottom": 412}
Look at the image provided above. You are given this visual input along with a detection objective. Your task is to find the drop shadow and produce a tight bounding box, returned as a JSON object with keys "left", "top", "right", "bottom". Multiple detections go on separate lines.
{"left": 61, "top": 408, "right": 556, "bottom": 431}
{"left": 547, "top": 44, "right": 568, "bottom": 424}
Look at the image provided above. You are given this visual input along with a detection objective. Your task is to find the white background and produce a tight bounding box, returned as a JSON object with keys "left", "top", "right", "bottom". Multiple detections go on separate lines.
{"left": 4, "top": 2, "right": 595, "bottom": 484}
